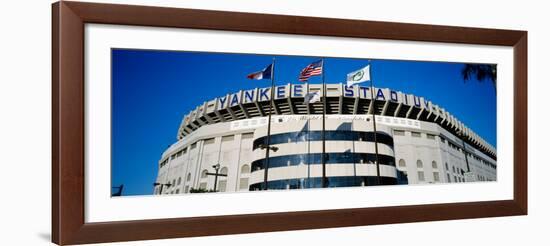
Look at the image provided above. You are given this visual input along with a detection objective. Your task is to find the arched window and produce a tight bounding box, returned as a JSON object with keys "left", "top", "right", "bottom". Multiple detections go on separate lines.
{"left": 201, "top": 169, "right": 208, "bottom": 179}
{"left": 186, "top": 173, "right": 192, "bottom": 181}
{"left": 239, "top": 165, "right": 250, "bottom": 191}
{"left": 416, "top": 160, "right": 423, "bottom": 168}
{"left": 398, "top": 159, "right": 406, "bottom": 167}
{"left": 177, "top": 177, "right": 182, "bottom": 185}
{"left": 445, "top": 162, "right": 449, "bottom": 170}
{"left": 220, "top": 167, "right": 228, "bottom": 175}
{"left": 431, "top": 161, "right": 438, "bottom": 169}
{"left": 241, "top": 164, "right": 250, "bottom": 174}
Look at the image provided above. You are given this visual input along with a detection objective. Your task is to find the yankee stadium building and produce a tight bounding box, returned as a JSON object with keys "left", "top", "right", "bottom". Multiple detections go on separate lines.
{"left": 154, "top": 83, "right": 497, "bottom": 195}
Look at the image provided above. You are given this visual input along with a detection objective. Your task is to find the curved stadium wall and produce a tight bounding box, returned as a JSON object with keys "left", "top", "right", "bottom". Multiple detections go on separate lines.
{"left": 154, "top": 83, "right": 497, "bottom": 195}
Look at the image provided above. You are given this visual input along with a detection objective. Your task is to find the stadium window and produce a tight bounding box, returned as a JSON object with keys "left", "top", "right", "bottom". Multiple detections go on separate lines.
{"left": 452, "top": 166, "right": 456, "bottom": 173}
{"left": 201, "top": 169, "right": 208, "bottom": 179}
{"left": 393, "top": 130, "right": 405, "bottom": 136}
{"left": 416, "top": 160, "right": 423, "bottom": 168}
{"left": 398, "top": 159, "right": 406, "bottom": 167}
{"left": 241, "top": 164, "right": 250, "bottom": 174}
{"left": 222, "top": 135, "right": 235, "bottom": 142}
{"left": 203, "top": 138, "right": 215, "bottom": 145}
{"left": 418, "top": 171, "right": 425, "bottom": 181}
{"left": 447, "top": 173, "right": 451, "bottom": 182}
{"left": 239, "top": 178, "right": 249, "bottom": 190}
{"left": 218, "top": 180, "right": 227, "bottom": 192}
{"left": 433, "top": 172, "right": 440, "bottom": 182}
{"left": 177, "top": 177, "right": 182, "bottom": 185}
{"left": 432, "top": 161, "right": 438, "bottom": 169}
{"left": 411, "top": 132, "right": 421, "bottom": 138}
{"left": 186, "top": 173, "right": 192, "bottom": 182}
{"left": 220, "top": 167, "right": 228, "bottom": 175}
{"left": 445, "top": 162, "right": 449, "bottom": 170}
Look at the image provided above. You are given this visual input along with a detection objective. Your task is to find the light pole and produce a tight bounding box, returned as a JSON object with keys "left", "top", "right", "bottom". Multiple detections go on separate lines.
{"left": 367, "top": 60, "right": 381, "bottom": 186}
{"left": 258, "top": 144, "right": 279, "bottom": 152}
{"left": 258, "top": 144, "right": 278, "bottom": 190}
{"left": 206, "top": 163, "right": 228, "bottom": 192}
{"left": 459, "top": 132, "right": 471, "bottom": 173}
{"left": 153, "top": 182, "right": 172, "bottom": 195}
{"left": 459, "top": 132, "right": 472, "bottom": 182}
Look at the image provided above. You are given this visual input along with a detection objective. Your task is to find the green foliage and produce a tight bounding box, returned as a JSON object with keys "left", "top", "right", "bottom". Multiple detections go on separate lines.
{"left": 461, "top": 64, "right": 497, "bottom": 91}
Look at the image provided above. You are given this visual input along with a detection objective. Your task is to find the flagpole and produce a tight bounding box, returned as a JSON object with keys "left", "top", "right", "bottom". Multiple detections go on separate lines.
{"left": 352, "top": 121, "right": 357, "bottom": 181}
{"left": 321, "top": 58, "right": 327, "bottom": 188}
{"left": 307, "top": 88, "right": 312, "bottom": 188}
{"left": 367, "top": 60, "right": 382, "bottom": 185}
{"left": 263, "top": 58, "right": 275, "bottom": 190}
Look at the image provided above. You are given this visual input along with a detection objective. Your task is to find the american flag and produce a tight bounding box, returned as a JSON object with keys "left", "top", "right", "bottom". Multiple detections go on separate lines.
{"left": 298, "top": 60, "right": 323, "bottom": 82}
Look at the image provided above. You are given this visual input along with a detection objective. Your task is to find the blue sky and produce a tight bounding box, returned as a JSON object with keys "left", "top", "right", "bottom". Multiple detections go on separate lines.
{"left": 112, "top": 49, "right": 496, "bottom": 196}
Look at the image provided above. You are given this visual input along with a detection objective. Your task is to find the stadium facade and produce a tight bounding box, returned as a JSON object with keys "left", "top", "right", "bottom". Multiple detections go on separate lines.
{"left": 154, "top": 83, "right": 497, "bottom": 195}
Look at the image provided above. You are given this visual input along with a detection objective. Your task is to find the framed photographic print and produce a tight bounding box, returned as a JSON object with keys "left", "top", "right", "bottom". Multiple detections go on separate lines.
{"left": 52, "top": 1, "right": 527, "bottom": 245}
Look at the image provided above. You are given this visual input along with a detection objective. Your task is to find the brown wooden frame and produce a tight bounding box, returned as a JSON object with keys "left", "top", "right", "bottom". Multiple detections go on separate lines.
{"left": 52, "top": 1, "right": 527, "bottom": 245}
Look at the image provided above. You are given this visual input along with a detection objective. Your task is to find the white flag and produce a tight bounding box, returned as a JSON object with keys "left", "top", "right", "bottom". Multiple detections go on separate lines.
{"left": 304, "top": 91, "right": 320, "bottom": 104}
{"left": 346, "top": 65, "right": 370, "bottom": 86}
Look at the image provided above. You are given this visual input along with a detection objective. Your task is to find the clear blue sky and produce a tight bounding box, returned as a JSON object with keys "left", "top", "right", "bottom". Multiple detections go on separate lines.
{"left": 112, "top": 49, "right": 496, "bottom": 196}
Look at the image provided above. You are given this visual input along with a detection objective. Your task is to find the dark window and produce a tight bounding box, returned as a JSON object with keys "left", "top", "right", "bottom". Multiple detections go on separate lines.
{"left": 251, "top": 152, "right": 396, "bottom": 171}
{"left": 222, "top": 135, "right": 235, "bottom": 142}
{"left": 203, "top": 138, "right": 215, "bottom": 145}
{"left": 393, "top": 130, "right": 405, "bottom": 136}
{"left": 249, "top": 176, "right": 397, "bottom": 190}
{"left": 253, "top": 131, "right": 394, "bottom": 150}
